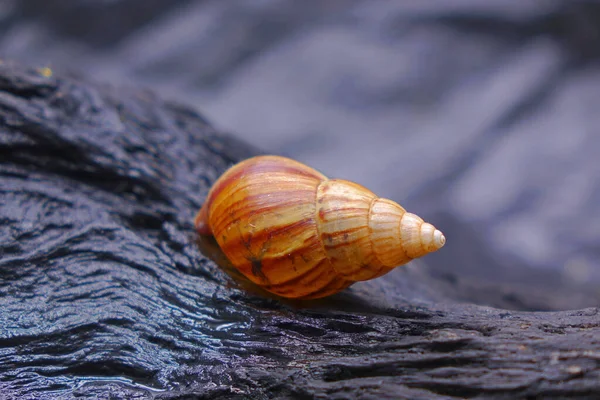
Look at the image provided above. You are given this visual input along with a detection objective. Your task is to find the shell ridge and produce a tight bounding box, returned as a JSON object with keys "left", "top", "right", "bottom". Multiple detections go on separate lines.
{"left": 296, "top": 270, "right": 349, "bottom": 299}
{"left": 267, "top": 259, "right": 329, "bottom": 291}
{"left": 419, "top": 223, "right": 429, "bottom": 255}
{"left": 314, "top": 179, "right": 331, "bottom": 265}
{"left": 366, "top": 197, "right": 387, "bottom": 270}
{"left": 398, "top": 212, "right": 412, "bottom": 262}
{"left": 314, "top": 179, "right": 348, "bottom": 282}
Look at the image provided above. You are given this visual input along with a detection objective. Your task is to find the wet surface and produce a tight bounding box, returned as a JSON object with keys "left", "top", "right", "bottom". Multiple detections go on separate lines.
{"left": 1, "top": 1, "right": 600, "bottom": 398}
{"left": 2, "top": 0, "right": 600, "bottom": 311}
{"left": 1, "top": 58, "right": 599, "bottom": 400}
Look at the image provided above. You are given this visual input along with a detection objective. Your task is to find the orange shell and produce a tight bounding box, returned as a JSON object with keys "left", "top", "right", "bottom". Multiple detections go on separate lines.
{"left": 195, "top": 155, "right": 445, "bottom": 299}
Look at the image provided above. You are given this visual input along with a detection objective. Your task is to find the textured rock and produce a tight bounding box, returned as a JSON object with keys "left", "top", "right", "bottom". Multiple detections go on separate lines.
{"left": 1, "top": 62, "right": 599, "bottom": 399}
{"left": 2, "top": 0, "right": 600, "bottom": 311}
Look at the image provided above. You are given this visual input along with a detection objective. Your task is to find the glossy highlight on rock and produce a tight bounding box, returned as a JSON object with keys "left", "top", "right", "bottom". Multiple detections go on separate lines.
{"left": 195, "top": 155, "right": 445, "bottom": 299}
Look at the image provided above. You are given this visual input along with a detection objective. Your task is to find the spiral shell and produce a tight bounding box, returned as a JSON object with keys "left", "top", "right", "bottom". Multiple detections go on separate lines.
{"left": 195, "top": 155, "right": 445, "bottom": 299}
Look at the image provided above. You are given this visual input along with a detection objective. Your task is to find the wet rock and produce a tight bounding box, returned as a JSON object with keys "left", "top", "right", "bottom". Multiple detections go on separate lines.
{"left": 1, "top": 61, "right": 599, "bottom": 399}
{"left": 2, "top": 0, "right": 600, "bottom": 311}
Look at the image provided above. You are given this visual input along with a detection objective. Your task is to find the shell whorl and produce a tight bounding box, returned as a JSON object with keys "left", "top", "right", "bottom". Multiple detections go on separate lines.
{"left": 315, "top": 181, "right": 446, "bottom": 282}
{"left": 369, "top": 199, "right": 445, "bottom": 273}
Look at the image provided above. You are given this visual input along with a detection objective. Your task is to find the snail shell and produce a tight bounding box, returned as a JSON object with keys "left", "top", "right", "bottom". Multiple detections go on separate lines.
{"left": 195, "top": 155, "right": 445, "bottom": 299}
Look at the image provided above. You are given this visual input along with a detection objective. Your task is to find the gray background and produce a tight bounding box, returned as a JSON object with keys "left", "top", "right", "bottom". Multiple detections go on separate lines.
{"left": 2, "top": 0, "right": 599, "bottom": 310}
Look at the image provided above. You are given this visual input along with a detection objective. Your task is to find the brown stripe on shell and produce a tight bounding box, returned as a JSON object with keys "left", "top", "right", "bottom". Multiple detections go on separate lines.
{"left": 294, "top": 269, "right": 353, "bottom": 299}
{"left": 258, "top": 236, "right": 323, "bottom": 268}
{"left": 216, "top": 214, "right": 327, "bottom": 290}
{"left": 200, "top": 156, "right": 325, "bottom": 233}
{"left": 205, "top": 155, "right": 326, "bottom": 210}
{"left": 323, "top": 232, "right": 370, "bottom": 249}
{"left": 210, "top": 189, "right": 315, "bottom": 234}
{"left": 208, "top": 169, "right": 319, "bottom": 226}
{"left": 209, "top": 176, "right": 317, "bottom": 230}
{"left": 322, "top": 225, "right": 366, "bottom": 238}
{"left": 266, "top": 258, "right": 329, "bottom": 290}
{"left": 269, "top": 261, "right": 335, "bottom": 298}
{"left": 240, "top": 218, "right": 315, "bottom": 246}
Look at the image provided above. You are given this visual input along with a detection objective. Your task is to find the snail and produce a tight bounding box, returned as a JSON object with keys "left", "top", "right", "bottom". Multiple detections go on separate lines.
{"left": 195, "top": 155, "right": 445, "bottom": 299}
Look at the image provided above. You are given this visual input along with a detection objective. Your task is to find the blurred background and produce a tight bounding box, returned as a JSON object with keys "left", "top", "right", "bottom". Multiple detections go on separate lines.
{"left": 2, "top": 0, "right": 599, "bottom": 311}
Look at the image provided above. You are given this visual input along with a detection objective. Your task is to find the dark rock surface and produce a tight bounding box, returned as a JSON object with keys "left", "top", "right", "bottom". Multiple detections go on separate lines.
{"left": 1, "top": 1, "right": 600, "bottom": 398}
{"left": 2, "top": 0, "right": 600, "bottom": 312}
{"left": 1, "top": 62, "right": 600, "bottom": 399}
